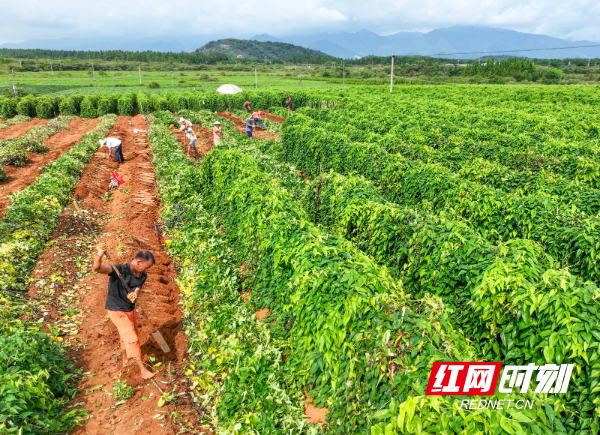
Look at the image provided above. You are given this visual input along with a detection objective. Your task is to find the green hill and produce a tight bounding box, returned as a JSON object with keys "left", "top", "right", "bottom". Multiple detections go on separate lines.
{"left": 197, "top": 39, "right": 332, "bottom": 60}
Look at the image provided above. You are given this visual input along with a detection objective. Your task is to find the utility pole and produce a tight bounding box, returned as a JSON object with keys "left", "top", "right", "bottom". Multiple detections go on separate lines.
{"left": 171, "top": 71, "right": 174, "bottom": 90}
{"left": 342, "top": 61, "right": 345, "bottom": 87}
{"left": 299, "top": 74, "right": 302, "bottom": 87}
{"left": 255, "top": 68, "right": 257, "bottom": 88}
{"left": 139, "top": 65, "right": 142, "bottom": 84}
{"left": 390, "top": 53, "right": 395, "bottom": 93}
{"left": 92, "top": 63, "right": 96, "bottom": 81}
{"left": 50, "top": 61, "right": 53, "bottom": 75}
{"left": 10, "top": 69, "right": 16, "bottom": 96}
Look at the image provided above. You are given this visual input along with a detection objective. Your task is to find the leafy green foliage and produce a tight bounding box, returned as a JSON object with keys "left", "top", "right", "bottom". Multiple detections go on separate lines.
{"left": 112, "top": 380, "right": 135, "bottom": 402}
{"left": 97, "top": 93, "right": 119, "bottom": 116}
{"left": 117, "top": 92, "right": 136, "bottom": 116}
{"left": 58, "top": 97, "right": 78, "bottom": 116}
{"left": 16, "top": 95, "right": 36, "bottom": 117}
{"left": 79, "top": 94, "right": 99, "bottom": 118}
{"left": 0, "top": 97, "right": 18, "bottom": 118}
{"left": 0, "top": 296, "right": 84, "bottom": 434}
{"left": 35, "top": 96, "right": 60, "bottom": 119}
{"left": 543, "top": 68, "right": 563, "bottom": 84}
{"left": 148, "top": 119, "right": 316, "bottom": 434}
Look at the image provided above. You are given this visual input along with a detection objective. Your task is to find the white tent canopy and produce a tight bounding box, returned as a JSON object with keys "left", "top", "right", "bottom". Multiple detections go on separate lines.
{"left": 216, "top": 84, "right": 243, "bottom": 95}
{"left": 216, "top": 84, "right": 243, "bottom": 112}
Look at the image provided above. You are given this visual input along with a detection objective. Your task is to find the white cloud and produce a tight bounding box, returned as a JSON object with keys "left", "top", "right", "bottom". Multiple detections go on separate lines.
{"left": 0, "top": 0, "right": 599, "bottom": 44}
{"left": 310, "top": 7, "right": 348, "bottom": 22}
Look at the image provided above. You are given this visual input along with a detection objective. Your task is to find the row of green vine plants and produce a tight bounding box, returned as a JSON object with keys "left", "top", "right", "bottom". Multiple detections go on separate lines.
{"left": 0, "top": 115, "right": 117, "bottom": 434}
{"left": 147, "top": 112, "right": 564, "bottom": 434}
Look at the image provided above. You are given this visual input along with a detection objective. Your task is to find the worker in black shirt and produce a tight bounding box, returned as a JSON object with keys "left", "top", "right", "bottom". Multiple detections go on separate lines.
{"left": 92, "top": 245, "right": 156, "bottom": 380}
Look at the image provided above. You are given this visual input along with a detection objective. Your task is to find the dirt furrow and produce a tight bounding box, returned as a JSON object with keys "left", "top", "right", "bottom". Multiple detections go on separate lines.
{"left": 170, "top": 122, "right": 214, "bottom": 158}
{"left": 26, "top": 115, "right": 208, "bottom": 435}
{"left": 262, "top": 111, "right": 286, "bottom": 124}
{"left": 0, "top": 118, "right": 99, "bottom": 220}
{"left": 217, "top": 111, "right": 279, "bottom": 141}
{"left": 0, "top": 117, "right": 48, "bottom": 140}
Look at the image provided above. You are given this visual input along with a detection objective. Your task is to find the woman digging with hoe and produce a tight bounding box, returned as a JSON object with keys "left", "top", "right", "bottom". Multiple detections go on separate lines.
{"left": 92, "top": 245, "right": 156, "bottom": 380}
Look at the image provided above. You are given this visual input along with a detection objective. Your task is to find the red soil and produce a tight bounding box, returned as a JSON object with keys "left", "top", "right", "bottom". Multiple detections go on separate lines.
{"left": 171, "top": 114, "right": 215, "bottom": 157}
{"left": 217, "top": 112, "right": 279, "bottom": 141}
{"left": 254, "top": 308, "right": 270, "bottom": 321}
{"left": 261, "top": 111, "right": 285, "bottom": 124}
{"left": 27, "top": 115, "right": 210, "bottom": 435}
{"left": 0, "top": 118, "right": 48, "bottom": 140}
{"left": 0, "top": 118, "right": 99, "bottom": 220}
{"left": 304, "top": 390, "right": 328, "bottom": 425}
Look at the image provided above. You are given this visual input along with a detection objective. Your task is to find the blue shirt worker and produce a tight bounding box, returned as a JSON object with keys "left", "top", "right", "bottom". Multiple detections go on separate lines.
{"left": 246, "top": 118, "right": 255, "bottom": 138}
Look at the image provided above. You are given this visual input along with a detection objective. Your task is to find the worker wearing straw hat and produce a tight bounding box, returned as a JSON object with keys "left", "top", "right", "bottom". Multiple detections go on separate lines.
{"left": 99, "top": 137, "right": 124, "bottom": 163}
{"left": 178, "top": 117, "right": 193, "bottom": 131}
{"left": 213, "top": 121, "right": 223, "bottom": 146}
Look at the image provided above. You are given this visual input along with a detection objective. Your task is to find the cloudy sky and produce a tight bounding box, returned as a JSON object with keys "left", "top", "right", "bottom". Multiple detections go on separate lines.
{"left": 1, "top": 0, "right": 600, "bottom": 44}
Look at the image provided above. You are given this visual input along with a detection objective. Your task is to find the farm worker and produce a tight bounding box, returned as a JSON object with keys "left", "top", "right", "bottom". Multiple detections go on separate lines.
{"left": 178, "top": 117, "right": 194, "bottom": 148}
{"left": 251, "top": 111, "right": 264, "bottom": 130}
{"left": 185, "top": 127, "right": 197, "bottom": 155}
{"left": 243, "top": 101, "right": 252, "bottom": 113}
{"left": 287, "top": 95, "right": 293, "bottom": 111}
{"left": 246, "top": 118, "right": 255, "bottom": 138}
{"left": 99, "top": 137, "right": 124, "bottom": 163}
{"left": 213, "top": 121, "right": 223, "bottom": 145}
{"left": 92, "top": 246, "right": 156, "bottom": 380}
{"left": 178, "top": 117, "right": 193, "bottom": 132}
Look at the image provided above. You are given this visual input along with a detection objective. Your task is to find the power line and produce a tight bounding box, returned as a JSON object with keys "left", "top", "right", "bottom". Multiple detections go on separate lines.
{"left": 427, "top": 44, "right": 600, "bottom": 57}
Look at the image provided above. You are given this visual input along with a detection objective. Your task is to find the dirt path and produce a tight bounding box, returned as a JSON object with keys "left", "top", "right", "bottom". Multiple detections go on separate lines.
{"left": 217, "top": 111, "right": 279, "bottom": 141}
{"left": 0, "top": 118, "right": 99, "bottom": 220}
{"left": 262, "top": 111, "right": 286, "bottom": 124}
{"left": 0, "top": 118, "right": 48, "bottom": 140}
{"left": 171, "top": 115, "right": 215, "bottom": 157}
{"left": 26, "top": 115, "right": 208, "bottom": 435}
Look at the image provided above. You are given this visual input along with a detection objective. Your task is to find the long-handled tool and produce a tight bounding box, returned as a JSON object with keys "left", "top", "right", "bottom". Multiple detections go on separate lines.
{"left": 72, "top": 200, "right": 168, "bottom": 393}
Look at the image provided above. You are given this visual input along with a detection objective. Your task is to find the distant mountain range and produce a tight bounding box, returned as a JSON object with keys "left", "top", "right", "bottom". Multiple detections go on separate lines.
{"left": 252, "top": 26, "right": 600, "bottom": 59}
{"left": 198, "top": 39, "right": 330, "bottom": 60}
{"left": 1, "top": 26, "right": 599, "bottom": 59}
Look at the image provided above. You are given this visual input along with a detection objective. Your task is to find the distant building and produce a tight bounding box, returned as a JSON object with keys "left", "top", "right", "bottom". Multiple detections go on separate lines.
{"left": 220, "top": 44, "right": 230, "bottom": 49}
{"left": 236, "top": 55, "right": 245, "bottom": 59}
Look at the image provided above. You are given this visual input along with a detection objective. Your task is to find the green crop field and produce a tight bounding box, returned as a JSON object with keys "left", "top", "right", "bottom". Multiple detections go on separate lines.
{"left": 1, "top": 84, "right": 600, "bottom": 434}
{"left": 1, "top": 69, "right": 343, "bottom": 96}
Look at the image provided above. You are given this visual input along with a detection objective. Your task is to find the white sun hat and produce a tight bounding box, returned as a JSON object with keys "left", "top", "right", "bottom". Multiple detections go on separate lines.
{"left": 179, "top": 117, "right": 185, "bottom": 123}
{"left": 98, "top": 139, "right": 107, "bottom": 147}
{"left": 214, "top": 121, "right": 221, "bottom": 125}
